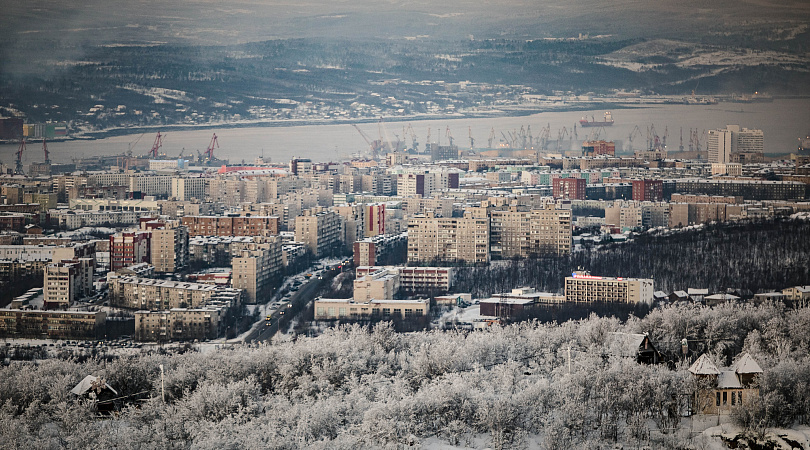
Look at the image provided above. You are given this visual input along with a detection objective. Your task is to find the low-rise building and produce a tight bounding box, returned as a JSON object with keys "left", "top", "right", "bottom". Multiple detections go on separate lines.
{"left": 314, "top": 298, "right": 429, "bottom": 320}
{"left": 356, "top": 266, "right": 454, "bottom": 294}
{"left": 353, "top": 269, "right": 400, "bottom": 301}
{"left": 564, "top": 272, "right": 654, "bottom": 305}
{"left": 0, "top": 310, "right": 106, "bottom": 339}
{"left": 108, "top": 275, "right": 242, "bottom": 310}
{"left": 135, "top": 307, "right": 225, "bottom": 341}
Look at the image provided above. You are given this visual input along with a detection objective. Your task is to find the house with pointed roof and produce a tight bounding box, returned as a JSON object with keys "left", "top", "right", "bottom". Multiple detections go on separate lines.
{"left": 606, "top": 332, "right": 662, "bottom": 365}
{"left": 688, "top": 352, "right": 763, "bottom": 415}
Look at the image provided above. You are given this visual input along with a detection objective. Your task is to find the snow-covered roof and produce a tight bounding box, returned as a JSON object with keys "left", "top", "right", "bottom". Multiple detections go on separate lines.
{"left": 717, "top": 370, "right": 742, "bottom": 389}
{"left": 672, "top": 290, "right": 688, "bottom": 298}
{"left": 70, "top": 375, "right": 118, "bottom": 396}
{"left": 607, "top": 332, "right": 649, "bottom": 358}
{"left": 705, "top": 293, "right": 739, "bottom": 301}
{"left": 653, "top": 291, "right": 667, "bottom": 298}
{"left": 688, "top": 288, "right": 709, "bottom": 295}
{"left": 688, "top": 354, "right": 720, "bottom": 375}
{"left": 730, "top": 353, "right": 763, "bottom": 375}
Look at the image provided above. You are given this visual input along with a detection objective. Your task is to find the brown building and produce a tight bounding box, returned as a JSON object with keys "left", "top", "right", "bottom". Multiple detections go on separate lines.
{"left": 110, "top": 230, "right": 151, "bottom": 271}
{"left": 0, "top": 310, "right": 106, "bottom": 339}
{"left": 632, "top": 179, "right": 664, "bottom": 202}
{"left": 581, "top": 140, "right": 616, "bottom": 157}
{"left": 553, "top": 178, "right": 586, "bottom": 200}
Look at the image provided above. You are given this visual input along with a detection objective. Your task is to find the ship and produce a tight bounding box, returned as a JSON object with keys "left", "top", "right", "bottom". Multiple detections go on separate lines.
{"left": 579, "top": 111, "right": 614, "bottom": 127}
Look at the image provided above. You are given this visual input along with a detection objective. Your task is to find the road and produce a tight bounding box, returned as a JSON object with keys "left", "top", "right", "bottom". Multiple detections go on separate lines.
{"left": 246, "top": 266, "right": 341, "bottom": 343}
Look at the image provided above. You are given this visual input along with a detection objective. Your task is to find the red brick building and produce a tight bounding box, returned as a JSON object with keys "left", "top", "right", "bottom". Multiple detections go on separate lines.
{"left": 110, "top": 230, "right": 151, "bottom": 271}
{"left": 582, "top": 140, "right": 616, "bottom": 156}
{"left": 632, "top": 179, "right": 664, "bottom": 202}
{"left": 553, "top": 177, "right": 586, "bottom": 200}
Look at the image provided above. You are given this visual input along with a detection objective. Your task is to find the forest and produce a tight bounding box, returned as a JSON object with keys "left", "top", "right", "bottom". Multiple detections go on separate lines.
{"left": 1, "top": 300, "right": 809, "bottom": 449}
{"left": 455, "top": 218, "right": 810, "bottom": 297}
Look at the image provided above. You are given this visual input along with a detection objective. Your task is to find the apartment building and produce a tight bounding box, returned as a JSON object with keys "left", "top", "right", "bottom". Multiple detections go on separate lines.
{"left": 353, "top": 233, "right": 407, "bottom": 267}
{"left": 135, "top": 307, "right": 225, "bottom": 341}
{"left": 149, "top": 225, "right": 189, "bottom": 273}
{"left": 708, "top": 125, "right": 764, "bottom": 164}
{"left": 581, "top": 140, "right": 616, "bottom": 157}
{"left": 181, "top": 215, "right": 280, "bottom": 237}
{"left": 171, "top": 177, "right": 207, "bottom": 201}
{"left": 130, "top": 174, "right": 172, "bottom": 196}
{"left": 108, "top": 275, "right": 242, "bottom": 310}
{"left": 552, "top": 177, "right": 586, "bottom": 200}
{"left": 314, "top": 298, "right": 429, "bottom": 320}
{"left": 632, "top": 179, "right": 664, "bottom": 202}
{"left": 110, "top": 230, "right": 151, "bottom": 271}
{"left": 407, "top": 211, "right": 490, "bottom": 265}
{"left": 353, "top": 269, "right": 400, "bottom": 301}
{"left": 232, "top": 239, "right": 283, "bottom": 304}
{"left": 295, "top": 207, "right": 341, "bottom": 257}
{"left": 0, "top": 310, "right": 106, "bottom": 339}
{"left": 357, "top": 266, "right": 454, "bottom": 294}
{"left": 564, "top": 272, "right": 654, "bottom": 305}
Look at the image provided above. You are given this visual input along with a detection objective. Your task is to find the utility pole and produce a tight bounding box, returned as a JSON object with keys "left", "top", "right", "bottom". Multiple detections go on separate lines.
{"left": 567, "top": 345, "right": 572, "bottom": 375}
{"left": 159, "top": 364, "right": 165, "bottom": 403}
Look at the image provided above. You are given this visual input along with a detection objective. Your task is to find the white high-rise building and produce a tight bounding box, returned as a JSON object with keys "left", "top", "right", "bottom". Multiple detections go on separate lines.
{"left": 708, "top": 125, "right": 763, "bottom": 164}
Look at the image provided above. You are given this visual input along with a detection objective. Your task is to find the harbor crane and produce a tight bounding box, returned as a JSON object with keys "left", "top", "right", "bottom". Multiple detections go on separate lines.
{"left": 43, "top": 138, "right": 50, "bottom": 165}
{"left": 628, "top": 125, "right": 643, "bottom": 152}
{"left": 15, "top": 138, "right": 26, "bottom": 174}
{"left": 351, "top": 124, "right": 378, "bottom": 156}
{"left": 468, "top": 126, "right": 475, "bottom": 150}
{"left": 147, "top": 131, "right": 164, "bottom": 158}
{"left": 203, "top": 133, "right": 219, "bottom": 162}
{"left": 487, "top": 127, "right": 495, "bottom": 149}
{"left": 445, "top": 126, "right": 454, "bottom": 147}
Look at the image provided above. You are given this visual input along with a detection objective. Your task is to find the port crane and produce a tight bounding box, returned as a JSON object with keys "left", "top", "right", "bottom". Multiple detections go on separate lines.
{"left": 468, "top": 126, "right": 475, "bottom": 150}
{"left": 445, "top": 126, "right": 454, "bottom": 147}
{"left": 539, "top": 124, "right": 551, "bottom": 150}
{"left": 203, "top": 133, "right": 219, "bottom": 162}
{"left": 627, "top": 125, "right": 643, "bottom": 153}
{"left": 15, "top": 138, "right": 26, "bottom": 175}
{"left": 487, "top": 127, "right": 495, "bottom": 149}
{"left": 147, "top": 131, "right": 164, "bottom": 158}
{"left": 352, "top": 124, "right": 379, "bottom": 156}
{"left": 43, "top": 138, "right": 50, "bottom": 165}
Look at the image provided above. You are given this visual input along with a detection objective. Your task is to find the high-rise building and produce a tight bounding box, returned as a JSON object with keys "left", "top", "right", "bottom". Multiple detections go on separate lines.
{"left": 171, "top": 177, "right": 207, "bottom": 201}
{"left": 708, "top": 125, "right": 763, "bottom": 164}
{"left": 110, "top": 230, "right": 151, "bottom": 271}
{"left": 407, "top": 211, "right": 489, "bottom": 265}
{"left": 149, "top": 225, "right": 189, "bottom": 273}
{"left": 295, "top": 207, "right": 342, "bottom": 257}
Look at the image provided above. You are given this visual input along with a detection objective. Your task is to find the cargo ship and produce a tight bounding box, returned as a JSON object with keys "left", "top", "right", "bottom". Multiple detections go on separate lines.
{"left": 579, "top": 111, "right": 614, "bottom": 127}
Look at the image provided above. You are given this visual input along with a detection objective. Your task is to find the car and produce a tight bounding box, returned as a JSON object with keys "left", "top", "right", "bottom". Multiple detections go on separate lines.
{"left": 290, "top": 286, "right": 299, "bottom": 291}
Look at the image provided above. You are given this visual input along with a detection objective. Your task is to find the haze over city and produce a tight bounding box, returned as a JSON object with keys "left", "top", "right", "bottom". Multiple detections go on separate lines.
{"left": 0, "top": 1, "right": 809, "bottom": 449}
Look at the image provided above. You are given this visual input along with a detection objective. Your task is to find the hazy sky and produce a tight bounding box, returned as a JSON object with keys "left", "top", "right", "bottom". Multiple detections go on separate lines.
{"left": 2, "top": 0, "right": 809, "bottom": 47}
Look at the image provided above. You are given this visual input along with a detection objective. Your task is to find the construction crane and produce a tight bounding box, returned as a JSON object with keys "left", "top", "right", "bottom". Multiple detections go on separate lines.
{"left": 43, "top": 138, "right": 50, "bottom": 165}
{"left": 487, "top": 127, "right": 495, "bottom": 149}
{"left": 468, "top": 126, "right": 475, "bottom": 150}
{"left": 15, "top": 138, "right": 26, "bottom": 175}
{"left": 147, "top": 131, "right": 164, "bottom": 158}
{"left": 203, "top": 133, "right": 220, "bottom": 163}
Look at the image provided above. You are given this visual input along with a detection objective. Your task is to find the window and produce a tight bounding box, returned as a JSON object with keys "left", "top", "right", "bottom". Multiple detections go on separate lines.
{"left": 722, "top": 392, "right": 727, "bottom": 405}
{"left": 716, "top": 392, "right": 721, "bottom": 406}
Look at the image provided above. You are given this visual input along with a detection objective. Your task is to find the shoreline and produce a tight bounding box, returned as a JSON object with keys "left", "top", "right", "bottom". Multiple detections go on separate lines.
{"left": 33, "top": 102, "right": 646, "bottom": 142}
